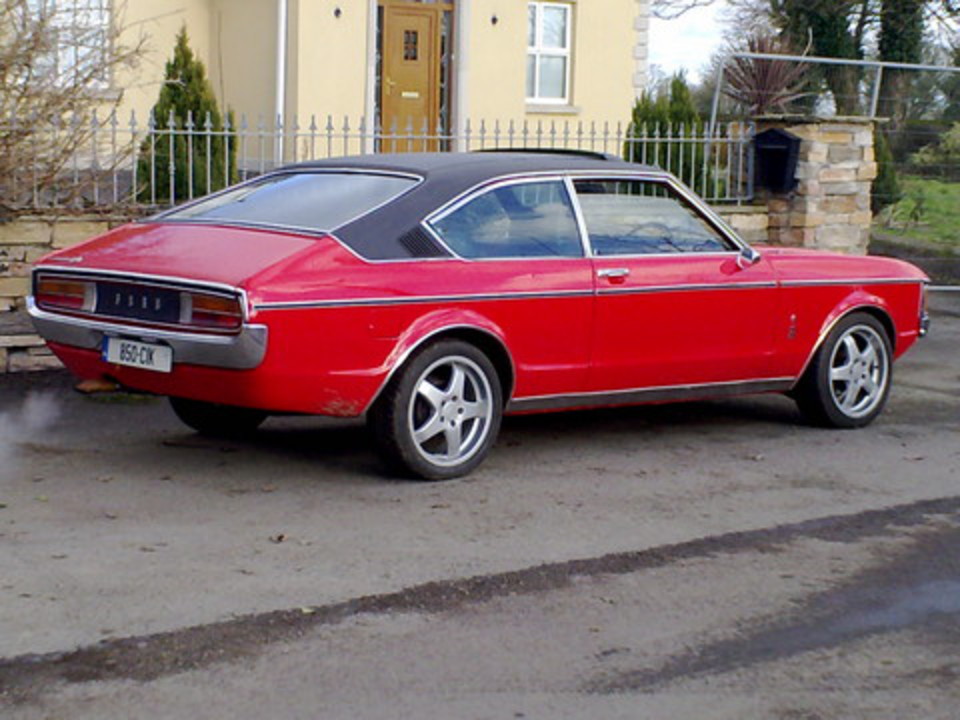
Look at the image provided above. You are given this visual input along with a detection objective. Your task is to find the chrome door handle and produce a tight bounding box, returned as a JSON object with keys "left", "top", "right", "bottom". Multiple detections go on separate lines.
{"left": 597, "top": 268, "right": 630, "bottom": 279}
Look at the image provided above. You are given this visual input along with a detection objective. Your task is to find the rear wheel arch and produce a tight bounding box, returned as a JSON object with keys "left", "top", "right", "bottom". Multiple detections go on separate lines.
{"left": 367, "top": 337, "right": 506, "bottom": 480}
{"left": 438, "top": 327, "right": 515, "bottom": 402}
{"left": 368, "top": 324, "right": 516, "bottom": 414}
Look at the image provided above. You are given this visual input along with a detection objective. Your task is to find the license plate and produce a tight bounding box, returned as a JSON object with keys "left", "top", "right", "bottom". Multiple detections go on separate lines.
{"left": 102, "top": 337, "right": 173, "bottom": 373}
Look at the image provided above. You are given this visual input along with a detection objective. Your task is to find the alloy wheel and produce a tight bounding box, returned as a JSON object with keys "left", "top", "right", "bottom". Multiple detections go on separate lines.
{"left": 407, "top": 355, "right": 494, "bottom": 468}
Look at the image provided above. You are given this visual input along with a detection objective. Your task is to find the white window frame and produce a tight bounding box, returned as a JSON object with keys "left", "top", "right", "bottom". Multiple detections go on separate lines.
{"left": 526, "top": 1, "right": 572, "bottom": 105}
{"left": 29, "top": 0, "right": 113, "bottom": 89}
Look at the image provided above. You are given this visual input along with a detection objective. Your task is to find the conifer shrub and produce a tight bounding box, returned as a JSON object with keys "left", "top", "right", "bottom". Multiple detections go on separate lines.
{"left": 136, "top": 27, "right": 237, "bottom": 204}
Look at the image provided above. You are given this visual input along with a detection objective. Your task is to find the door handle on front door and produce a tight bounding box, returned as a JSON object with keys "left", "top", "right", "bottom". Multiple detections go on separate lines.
{"left": 597, "top": 268, "right": 630, "bottom": 280}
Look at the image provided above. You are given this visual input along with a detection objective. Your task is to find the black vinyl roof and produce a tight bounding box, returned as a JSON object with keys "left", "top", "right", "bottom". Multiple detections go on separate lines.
{"left": 290, "top": 150, "right": 645, "bottom": 182}
{"left": 284, "top": 152, "right": 658, "bottom": 260}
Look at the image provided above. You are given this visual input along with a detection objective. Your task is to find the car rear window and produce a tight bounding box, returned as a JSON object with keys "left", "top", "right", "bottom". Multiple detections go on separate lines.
{"left": 158, "top": 172, "right": 418, "bottom": 231}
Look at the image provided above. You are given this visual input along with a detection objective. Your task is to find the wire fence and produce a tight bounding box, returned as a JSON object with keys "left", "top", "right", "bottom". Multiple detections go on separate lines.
{"left": 0, "top": 111, "right": 756, "bottom": 212}
{"left": 705, "top": 51, "right": 960, "bottom": 283}
{"left": 872, "top": 119, "right": 960, "bottom": 284}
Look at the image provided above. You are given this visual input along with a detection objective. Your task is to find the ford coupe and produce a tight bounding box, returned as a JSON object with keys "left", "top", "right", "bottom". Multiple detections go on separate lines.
{"left": 29, "top": 152, "right": 930, "bottom": 479}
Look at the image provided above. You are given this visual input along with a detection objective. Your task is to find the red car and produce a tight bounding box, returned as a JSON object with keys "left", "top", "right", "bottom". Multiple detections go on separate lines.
{"left": 29, "top": 152, "right": 930, "bottom": 479}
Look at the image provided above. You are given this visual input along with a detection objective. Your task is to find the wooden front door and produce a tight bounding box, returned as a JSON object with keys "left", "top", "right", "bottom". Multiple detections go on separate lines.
{"left": 380, "top": 2, "right": 443, "bottom": 151}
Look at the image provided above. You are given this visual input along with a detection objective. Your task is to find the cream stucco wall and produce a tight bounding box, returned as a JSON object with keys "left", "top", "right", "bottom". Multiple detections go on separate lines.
{"left": 562, "top": 0, "right": 639, "bottom": 125}
{"left": 208, "top": 0, "right": 278, "bottom": 126}
{"left": 464, "top": 0, "right": 639, "bottom": 129}
{"left": 289, "top": 1, "right": 371, "bottom": 126}
{"left": 113, "top": 0, "right": 280, "bottom": 127}
{"left": 113, "top": 0, "right": 215, "bottom": 122}
{"left": 108, "top": 0, "right": 645, "bottom": 146}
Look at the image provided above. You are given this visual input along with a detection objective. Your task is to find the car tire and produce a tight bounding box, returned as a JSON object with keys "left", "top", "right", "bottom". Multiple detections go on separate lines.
{"left": 368, "top": 340, "right": 503, "bottom": 480}
{"left": 169, "top": 397, "right": 268, "bottom": 437}
{"left": 793, "top": 312, "right": 893, "bottom": 428}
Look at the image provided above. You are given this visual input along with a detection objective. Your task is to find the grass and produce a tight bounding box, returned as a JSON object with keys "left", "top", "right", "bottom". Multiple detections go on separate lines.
{"left": 874, "top": 176, "right": 960, "bottom": 255}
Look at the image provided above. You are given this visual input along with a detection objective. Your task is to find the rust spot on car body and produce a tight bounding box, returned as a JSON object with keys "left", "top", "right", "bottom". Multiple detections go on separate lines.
{"left": 319, "top": 397, "right": 362, "bottom": 417}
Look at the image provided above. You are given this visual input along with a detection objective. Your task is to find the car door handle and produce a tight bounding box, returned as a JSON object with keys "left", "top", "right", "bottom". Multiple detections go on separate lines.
{"left": 597, "top": 268, "right": 630, "bottom": 279}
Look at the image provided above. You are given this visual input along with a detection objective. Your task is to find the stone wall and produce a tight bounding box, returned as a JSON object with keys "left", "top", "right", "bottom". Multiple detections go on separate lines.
{"left": 757, "top": 117, "right": 876, "bottom": 255}
{"left": 0, "top": 217, "right": 113, "bottom": 372}
{"left": 715, "top": 205, "right": 770, "bottom": 244}
{"left": 0, "top": 218, "right": 113, "bottom": 310}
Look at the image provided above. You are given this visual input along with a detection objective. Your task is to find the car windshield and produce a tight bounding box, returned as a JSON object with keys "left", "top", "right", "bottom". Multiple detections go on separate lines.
{"left": 159, "top": 172, "right": 418, "bottom": 231}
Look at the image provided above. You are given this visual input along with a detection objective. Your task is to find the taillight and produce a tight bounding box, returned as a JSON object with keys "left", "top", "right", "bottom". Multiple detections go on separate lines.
{"left": 179, "top": 291, "right": 244, "bottom": 331}
{"left": 35, "top": 276, "right": 95, "bottom": 312}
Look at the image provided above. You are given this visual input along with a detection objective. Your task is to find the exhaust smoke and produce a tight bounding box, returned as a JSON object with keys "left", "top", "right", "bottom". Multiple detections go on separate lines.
{"left": 0, "top": 392, "right": 61, "bottom": 478}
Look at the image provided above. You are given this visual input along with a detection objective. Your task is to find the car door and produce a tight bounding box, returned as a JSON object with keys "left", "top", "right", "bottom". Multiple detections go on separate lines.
{"left": 573, "top": 176, "right": 784, "bottom": 396}
{"left": 426, "top": 177, "right": 595, "bottom": 400}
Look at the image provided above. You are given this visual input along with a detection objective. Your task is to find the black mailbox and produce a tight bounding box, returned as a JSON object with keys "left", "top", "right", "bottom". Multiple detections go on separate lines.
{"left": 754, "top": 128, "right": 801, "bottom": 193}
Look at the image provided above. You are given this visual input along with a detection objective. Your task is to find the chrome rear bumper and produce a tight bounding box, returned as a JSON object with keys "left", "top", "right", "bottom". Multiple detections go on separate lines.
{"left": 27, "top": 297, "right": 268, "bottom": 370}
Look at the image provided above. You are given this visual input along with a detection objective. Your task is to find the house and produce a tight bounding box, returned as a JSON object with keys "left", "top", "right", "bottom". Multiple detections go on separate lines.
{"left": 96, "top": 0, "right": 650, "bottom": 148}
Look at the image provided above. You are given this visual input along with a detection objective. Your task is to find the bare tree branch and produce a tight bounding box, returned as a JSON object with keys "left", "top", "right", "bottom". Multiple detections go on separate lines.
{"left": 652, "top": 0, "right": 719, "bottom": 21}
{"left": 0, "top": 0, "right": 145, "bottom": 210}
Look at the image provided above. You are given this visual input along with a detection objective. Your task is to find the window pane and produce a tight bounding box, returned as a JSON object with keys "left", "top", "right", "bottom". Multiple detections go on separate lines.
{"left": 527, "top": 4, "right": 536, "bottom": 47}
{"left": 526, "top": 55, "right": 536, "bottom": 98}
{"left": 431, "top": 181, "right": 582, "bottom": 259}
{"left": 163, "top": 173, "right": 418, "bottom": 231}
{"left": 574, "top": 180, "right": 732, "bottom": 255}
{"left": 538, "top": 56, "right": 566, "bottom": 100}
{"left": 541, "top": 5, "right": 568, "bottom": 49}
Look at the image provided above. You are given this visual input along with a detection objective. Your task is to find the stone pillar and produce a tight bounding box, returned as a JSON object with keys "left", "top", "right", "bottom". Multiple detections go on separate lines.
{"left": 759, "top": 117, "right": 876, "bottom": 255}
{"left": 633, "top": 1, "right": 651, "bottom": 98}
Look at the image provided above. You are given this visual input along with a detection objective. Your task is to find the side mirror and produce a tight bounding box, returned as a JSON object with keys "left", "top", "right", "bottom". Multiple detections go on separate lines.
{"left": 737, "top": 246, "right": 762, "bottom": 270}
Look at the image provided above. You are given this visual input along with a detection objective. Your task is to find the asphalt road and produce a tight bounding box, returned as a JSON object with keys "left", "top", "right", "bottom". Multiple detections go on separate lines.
{"left": 1, "top": 293, "right": 958, "bottom": 719}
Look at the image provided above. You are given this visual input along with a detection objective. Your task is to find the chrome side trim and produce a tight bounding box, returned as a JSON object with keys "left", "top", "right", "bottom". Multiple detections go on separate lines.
{"left": 27, "top": 298, "right": 268, "bottom": 370}
{"left": 781, "top": 278, "right": 923, "bottom": 288}
{"left": 361, "top": 323, "right": 517, "bottom": 415}
{"left": 507, "top": 377, "right": 795, "bottom": 413}
{"left": 254, "top": 281, "right": 780, "bottom": 311}
{"left": 597, "top": 281, "right": 778, "bottom": 296}
{"left": 254, "top": 288, "right": 594, "bottom": 311}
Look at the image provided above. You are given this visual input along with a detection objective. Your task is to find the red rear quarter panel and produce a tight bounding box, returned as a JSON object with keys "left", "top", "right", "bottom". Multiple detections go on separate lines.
{"left": 246, "top": 240, "right": 594, "bottom": 413}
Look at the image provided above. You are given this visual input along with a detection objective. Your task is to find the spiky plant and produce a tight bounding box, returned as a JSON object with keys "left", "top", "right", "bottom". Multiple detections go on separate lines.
{"left": 722, "top": 35, "right": 809, "bottom": 116}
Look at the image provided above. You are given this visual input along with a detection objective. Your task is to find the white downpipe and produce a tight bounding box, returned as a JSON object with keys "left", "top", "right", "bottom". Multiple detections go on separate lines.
{"left": 364, "top": 0, "right": 378, "bottom": 153}
{"left": 453, "top": 0, "right": 471, "bottom": 152}
{"left": 275, "top": 0, "right": 288, "bottom": 166}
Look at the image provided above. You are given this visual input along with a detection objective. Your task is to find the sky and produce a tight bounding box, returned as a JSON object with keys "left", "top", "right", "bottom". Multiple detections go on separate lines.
{"left": 648, "top": 3, "right": 726, "bottom": 83}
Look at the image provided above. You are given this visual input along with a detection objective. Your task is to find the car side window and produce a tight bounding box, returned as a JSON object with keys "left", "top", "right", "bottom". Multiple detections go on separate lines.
{"left": 573, "top": 179, "right": 735, "bottom": 256}
{"left": 430, "top": 180, "right": 583, "bottom": 259}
